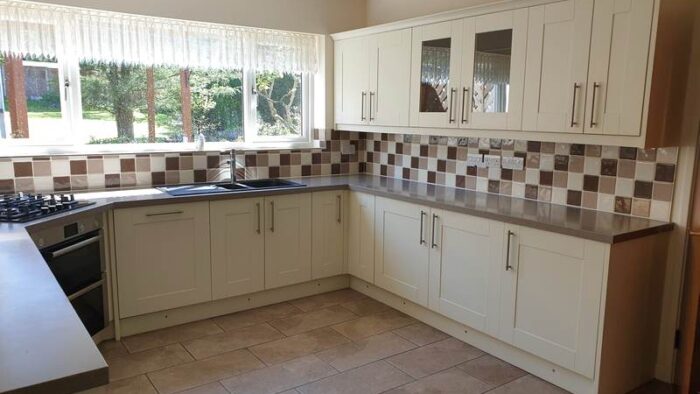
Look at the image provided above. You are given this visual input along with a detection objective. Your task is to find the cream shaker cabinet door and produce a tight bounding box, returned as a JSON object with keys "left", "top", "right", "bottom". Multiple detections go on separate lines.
{"left": 584, "top": 0, "right": 654, "bottom": 136}
{"left": 428, "top": 210, "right": 504, "bottom": 336}
{"left": 374, "top": 197, "right": 430, "bottom": 306}
{"left": 522, "top": 0, "right": 594, "bottom": 133}
{"left": 264, "top": 193, "right": 312, "bottom": 289}
{"left": 459, "top": 9, "right": 528, "bottom": 130}
{"left": 347, "top": 192, "right": 375, "bottom": 283}
{"left": 210, "top": 198, "right": 265, "bottom": 300}
{"left": 368, "top": 29, "right": 412, "bottom": 127}
{"left": 335, "top": 36, "right": 370, "bottom": 125}
{"left": 409, "top": 20, "right": 464, "bottom": 128}
{"left": 499, "top": 225, "right": 606, "bottom": 378}
{"left": 114, "top": 202, "right": 212, "bottom": 318}
{"left": 311, "top": 191, "right": 346, "bottom": 279}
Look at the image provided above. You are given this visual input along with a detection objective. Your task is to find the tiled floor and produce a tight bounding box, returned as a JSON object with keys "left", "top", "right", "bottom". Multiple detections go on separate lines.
{"left": 90, "top": 289, "right": 660, "bottom": 394}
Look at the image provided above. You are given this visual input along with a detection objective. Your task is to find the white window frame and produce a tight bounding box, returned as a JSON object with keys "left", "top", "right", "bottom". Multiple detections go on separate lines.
{"left": 0, "top": 57, "right": 314, "bottom": 152}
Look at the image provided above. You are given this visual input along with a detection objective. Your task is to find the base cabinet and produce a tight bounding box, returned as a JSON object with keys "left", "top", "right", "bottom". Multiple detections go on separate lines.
{"left": 499, "top": 225, "right": 606, "bottom": 378}
{"left": 428, "top": 209, "right": 504, "bottom": 337}
{"left": 114, "top": 202, "right": 212, "bottom": 318}
{"left": 348, "top": 192, "right": 375, "bottom": 283}
{"left": 311, "top": 191, "right": 346, "bottom": 279}
{"left": 210, "top": 198, "right": 265, "bottom": 300}
{"left": 265, "top": 193, "right": 312, "bottom": 289}
{"left": 374, "top": 197, "right": 430, "bottom": 306}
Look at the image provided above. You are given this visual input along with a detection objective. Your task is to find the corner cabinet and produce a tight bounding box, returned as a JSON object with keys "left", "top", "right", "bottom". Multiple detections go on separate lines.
{"left": 113, "top": 202, "right": 212, "bottom": 318}
{"left": 334, "top": 29, "right": 412, "bottom": 127}
{"left": 333, "top": 0, "right": 690, "bottom": 148}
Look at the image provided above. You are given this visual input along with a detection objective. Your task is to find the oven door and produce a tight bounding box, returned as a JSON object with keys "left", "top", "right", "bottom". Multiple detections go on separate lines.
{"left": 40, "top": 229, "right": 107, "bottom": 336}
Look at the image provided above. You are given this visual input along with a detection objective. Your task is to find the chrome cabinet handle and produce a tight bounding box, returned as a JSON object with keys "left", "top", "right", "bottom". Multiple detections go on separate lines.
{"left": 369, "top": 92, "right": 375, "bottom": 121}
{"left": 570, "top": 83, "right": 580, "bottom": 127}
{"left": 361, "top": 92, "right": 367, "bottom": 121}
{"left": 505, "top": 230, "right": 515, "bottom": 271}
{"left": 419, "top": 210, "right": 427, "bottom": 245}
{"left": 431, "top": 214, "right": 439, "bottom": 248}
{"left": 336, "top": 195, "right": 342, "bottom": 223}
{"left": 270, "top": 201, "right": 275, "bottom": 232}
{"left": 590, "top": 82, "right": 600, "bottom": 128}
{"left": 448, "top": 88, "right": 457, "bottom": 123}
{"left": 145, "top": 210, "right": 183, "bottom": 217}
{"left": 51, "top": 235, "right": 101, "bottom": 259}
{"left": 256, "top": 202, "right": 261, "bottom": 234}
{"left": 461, "top": 87, "right": 469, "bottom": 124}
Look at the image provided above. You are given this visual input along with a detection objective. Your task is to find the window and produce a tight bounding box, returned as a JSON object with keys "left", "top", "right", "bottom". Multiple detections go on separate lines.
{"left": 0, "top": 1, "right": 320, "bottom": 150}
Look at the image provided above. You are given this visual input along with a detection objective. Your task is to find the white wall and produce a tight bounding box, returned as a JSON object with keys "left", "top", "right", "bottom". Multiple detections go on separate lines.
{"left": 366, "top": 0, "right": 501, "bottom": 25}
{"left": 35, "top": 0, "right": 366, "bottom": 34}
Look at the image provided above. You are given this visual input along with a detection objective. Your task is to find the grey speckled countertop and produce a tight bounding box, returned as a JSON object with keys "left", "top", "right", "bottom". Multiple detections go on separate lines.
{"left": 0, "top": 174, "right": 673, "bottom": 393}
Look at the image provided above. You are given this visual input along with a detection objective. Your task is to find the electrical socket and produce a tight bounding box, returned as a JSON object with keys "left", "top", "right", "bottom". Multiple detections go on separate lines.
{"left": 501, "top": 156, "right": 525, "bottom": 170}
{"left": 467, "top": 154, "right": 487, "bottom": 168}
{"left": 484, "top": 155, "right": 501, "bottom": 168}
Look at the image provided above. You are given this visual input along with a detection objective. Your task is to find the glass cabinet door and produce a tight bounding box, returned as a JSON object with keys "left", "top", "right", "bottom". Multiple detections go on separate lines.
{"left": 410, "top": 20, "right": 462, "bottom": 128}
{"left": 460, "top": 10, "right": 527, "bottom": 130}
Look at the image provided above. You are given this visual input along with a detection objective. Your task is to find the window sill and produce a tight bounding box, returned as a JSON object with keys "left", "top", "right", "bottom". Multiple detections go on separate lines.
{"left": 0, "top": 140, "right": 322, "bottom": 158}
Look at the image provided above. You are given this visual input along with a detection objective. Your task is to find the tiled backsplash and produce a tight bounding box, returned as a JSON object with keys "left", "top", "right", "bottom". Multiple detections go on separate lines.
{"left": 360, "top": 133, "right": 677, "bottom": 221}
{"left": 0, "top": 130, "right": 678, "bottom": 221}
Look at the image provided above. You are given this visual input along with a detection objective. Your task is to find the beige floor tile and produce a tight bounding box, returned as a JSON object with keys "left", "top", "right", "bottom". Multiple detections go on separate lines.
{"left": 278, "top": 390, "right": 300, "bottom": 394}
{"left": 340, "top": 298, "right": 392, "bottom": 316}
{"left": 182, "top": 323, "right": 284, "bottom": 359}
{"left": 177, "top": 381, "right": 229, "bottom": 394}
{"left": 108, "top": 344, "right": 193, "bottom": 381}
{"left": 290, "top": 289, "right": 368, "bottom": 312}
{"left": 213, "top": 302, "right": 302, "bottom": 331}
{"left": 122, "top": 320, "right": 223, "bottom": 353}
{"left": 250, "top": 327, "right": 351, "bottom": 365}
{"left": 297, "top": 360, "right": 413, "bottom": 394}
{"left": 147, "top": 349, "right": 264, "bottom": 394}
{"left": 80, "top": 374, "right": 157, "bottom": 394}
{"left": 98, "top": 340, "right": 129, "bottom": 361}
{"left": 486, "top": 375, "right": 569, "bottom": 394}
{"left": 387, "top": 338, "right": 485, "bottom": 379}
{"left": 220, "top": 354, "right": 337, "bottom": 394}
{"left": 268, "top": 305, "right": 358, "bottom": 336}
{"left": 392, "top": 322, "right": 450, "bottom": 346}
{"left": 331, "top": 309, "right": 415, "bottom": 341}
{"left": 384, "top": 367, "right": 494, "bottom": 394}
{"left": 315, "top": 332, "right": 416, "bottom": 371}
{"left": 458, "top": 354, "right": 527, "bottom": 387}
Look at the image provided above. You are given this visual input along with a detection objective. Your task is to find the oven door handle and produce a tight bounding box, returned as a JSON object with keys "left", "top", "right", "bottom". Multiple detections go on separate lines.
{"left": 50, "top": 235, "right": 102, "bottom": 259}
{"left": 67, "top": 278, "right": 104, "bottom": 301}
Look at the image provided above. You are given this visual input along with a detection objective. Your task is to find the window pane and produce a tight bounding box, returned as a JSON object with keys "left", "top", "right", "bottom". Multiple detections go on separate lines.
{"left": 0, "top": 55, "right": 68, "bottom": 142}
{"left": 189, "top": 69, "right": 243, "bottom": 142}
{"left": 255, "top": 72, "right": 302, "bottom": 137}
{"left": 153, "top": 67, "right": 183, "bottom": 141}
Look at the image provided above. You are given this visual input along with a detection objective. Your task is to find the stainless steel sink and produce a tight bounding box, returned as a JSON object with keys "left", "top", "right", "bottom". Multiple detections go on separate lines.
{"left": 159, "top": 179, "right": 305, "bottom": 196}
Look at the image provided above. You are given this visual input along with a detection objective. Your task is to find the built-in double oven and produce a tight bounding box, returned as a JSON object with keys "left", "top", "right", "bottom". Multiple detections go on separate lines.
{"left": 31, "top": 213, "right": 108, "bottom": 337}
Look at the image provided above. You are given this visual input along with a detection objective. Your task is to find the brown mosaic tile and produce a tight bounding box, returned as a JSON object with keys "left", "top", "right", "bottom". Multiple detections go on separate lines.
{"left": 585, "top": 145, "right": 601, "bottom": 157}
{"left": 53, "top": 176, "right": 71, "bottom": 192}
{"left": 582, "top": 191, "right": 597, "bottom": 209}
{"left": 120, "top": 158, "right": 136, "bottom": 172}
{"left": 619, "top": 147, "right": 637, "bottom": 160}
{"left": 525, "top": 184, "right": 538, "bottom": 200}
{"left": 70, "top": 160, "right": 87, "bottom": 175}
{"left": 599, "top": 176, "right": 616, "bottom": 194}
{"left": 13, "top": 162, "right": 32, "bottom": 177}
{"left": 618, "top": 160, "right": 636, "bottom": 178}
{"left": 583, "top": 175, "right": 599, "bottom": 192}
{"left": 105, "top": 174, "right": 120, "bottom": 188}
{"left": 0, "top": 179, "right": 14, "bottom": 193}
{"left": 634, "top": 181, "right": 653, "bottom": 199}
{"left": 553, "top": 171, "right": 567, "bottom": 188}
{"left": 653, "top": 182, "right": 674, "bottom": 201}
{"left": 568, "top": 156, "right": 584, "bottom": 173}
{"left": 655, "top": 164, "right": 676, "bottom": 182}
{"left": 32, "top": 161, "right": 51, "bottom": 177}
{"left": 554, "top": 155, "right": 569, "bottom": 171}
{"left": 600, "top": 159, "right": 617, "bottom": 176}
{"left": 165, "top": 157, "right": 179, "bottom": 171}
{"left": 631, "top": 198, "right": 651, "bottom": 217}
{"left": 570, "top": 144, "right": 585, "bottom": 156}
{"left": 567, "top": 190, "right": 582, "bottom": 206}
{"left": 539, "top": 171, "right": 553, "bottom": 186}
{"left": 615, "top": 197, "right": 632, "bottom": 214}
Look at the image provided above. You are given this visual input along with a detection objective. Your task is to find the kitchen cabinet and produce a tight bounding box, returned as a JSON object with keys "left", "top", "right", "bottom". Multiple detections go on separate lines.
{"left": 499, "top": 225, "right": 605, "bottom": 378}
{"left": 210, "top": 198, "right": 265, "bottom": 300}
{"left": 585, "top": 0, "right": 655, "bottom": 136}
{"left": 265, "top": 193, "right": 312, "bottom": 289}
{"left": 374, "top": 197, "right": 430, "bottom": 306}
{"left": 335, "top": 29, "right": 411, "bottom": 126}
{"left": 459, "top": 9, "right": 528, "bottom": 130}
{"left": 114, "top": 202, "right": 212, "bottom": 318}
{"left": 522, "top": 0, "right": 594, "bottom": 133}
{"left": 312, "top": 191, "right": 346, "bottom": 279}
{"left": 347, "top": 192, "right": 375, "bottom": 283}
{"left": 334, "top": 36, "right": 369, "bottom": 125}
{"left": 428, "top": 209, "right": 504, "bottom": 336}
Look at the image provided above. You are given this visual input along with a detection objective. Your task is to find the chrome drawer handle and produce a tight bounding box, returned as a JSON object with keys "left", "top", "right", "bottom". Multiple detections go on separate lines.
{"left": 51, "top": 235, "right": 101, "bottom": 259}
{"left": 505, "top": 230, "right": 515, "bottom": 271}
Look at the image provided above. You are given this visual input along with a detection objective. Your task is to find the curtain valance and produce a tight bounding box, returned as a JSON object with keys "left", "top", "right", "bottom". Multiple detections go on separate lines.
{"left": 0, "top": 0, "right": 320, "bottom": 73}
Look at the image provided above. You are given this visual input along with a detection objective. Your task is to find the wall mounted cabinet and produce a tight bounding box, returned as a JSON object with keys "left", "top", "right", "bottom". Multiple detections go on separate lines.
{"left": 332, "top": 0, "right": 692, "bottom": 148}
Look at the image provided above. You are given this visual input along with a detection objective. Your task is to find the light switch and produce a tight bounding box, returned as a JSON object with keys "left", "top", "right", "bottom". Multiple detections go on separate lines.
{"left": 467, "top": 154, "right": 487, "bottom": 168}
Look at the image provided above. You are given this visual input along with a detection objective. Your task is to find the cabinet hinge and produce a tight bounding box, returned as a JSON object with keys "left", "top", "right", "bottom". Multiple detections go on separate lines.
{"left": 674, "top": 329, "right": 681, "bottom": 349}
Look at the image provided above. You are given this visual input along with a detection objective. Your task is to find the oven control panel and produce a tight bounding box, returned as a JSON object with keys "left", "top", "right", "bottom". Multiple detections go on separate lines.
{"left": 29, "top": 214, "right": 102, "bottom": 248}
